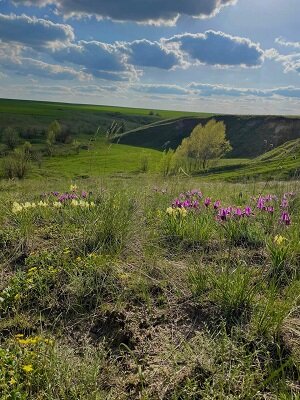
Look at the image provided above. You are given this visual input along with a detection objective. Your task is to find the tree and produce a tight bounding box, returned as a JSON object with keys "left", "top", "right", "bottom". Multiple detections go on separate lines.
{"left": 47, "top": 120, "right": 61, "bottom": 143}
{"left": 175, "top": 119, "right": 232, "bottom": 171}
{"left": 2, "top": 127, "right": 19, "bottom": 150}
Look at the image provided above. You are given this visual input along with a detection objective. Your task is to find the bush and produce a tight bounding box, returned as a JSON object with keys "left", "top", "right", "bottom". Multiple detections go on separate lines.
{"left": 2, "top": 127, "right": 20, "bottom": 150}
{"left": 2, "top": 149, "right": 30, "bottom": 179}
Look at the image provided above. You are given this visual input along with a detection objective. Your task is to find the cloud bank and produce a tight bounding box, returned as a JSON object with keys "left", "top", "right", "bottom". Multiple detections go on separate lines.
{"left": 12, "top": 0, "right": 238, "bottom": 24}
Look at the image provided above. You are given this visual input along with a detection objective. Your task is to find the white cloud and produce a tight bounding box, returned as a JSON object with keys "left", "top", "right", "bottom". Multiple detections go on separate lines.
{"left": 0, "top": 13, "right": 74, "bottom": 49}
{"left": 165, "top": 31, "right": 264, "bottom": 68}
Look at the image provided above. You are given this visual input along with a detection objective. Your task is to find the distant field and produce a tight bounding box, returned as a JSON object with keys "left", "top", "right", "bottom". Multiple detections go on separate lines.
{"left": 0, "top": 98, "right": 211, "bottom": 119}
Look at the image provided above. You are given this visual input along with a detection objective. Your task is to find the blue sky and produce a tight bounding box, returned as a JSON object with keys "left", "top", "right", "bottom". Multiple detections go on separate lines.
{"left": 0, "top": 0, "right": 300, "bottom": 114}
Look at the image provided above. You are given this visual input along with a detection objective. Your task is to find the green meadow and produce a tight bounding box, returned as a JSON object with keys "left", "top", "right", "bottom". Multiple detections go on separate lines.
{"left": 0, "top": 99, "right": 299, "bottom": 399}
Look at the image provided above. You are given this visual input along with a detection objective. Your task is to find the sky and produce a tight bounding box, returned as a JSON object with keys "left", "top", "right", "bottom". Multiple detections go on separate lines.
{"left": 0, "top": 0, "right": 300, "bottom": 114}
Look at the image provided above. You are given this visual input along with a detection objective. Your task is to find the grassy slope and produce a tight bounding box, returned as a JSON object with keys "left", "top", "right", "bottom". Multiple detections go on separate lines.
{"left": 115, "top": 115, "right": 300, "bottom": 158}
{"left": 38, "top": 139, "right": 163, "bottom": 178}
{"left": 201, "top": 138, "right": 300, "bottom": 181}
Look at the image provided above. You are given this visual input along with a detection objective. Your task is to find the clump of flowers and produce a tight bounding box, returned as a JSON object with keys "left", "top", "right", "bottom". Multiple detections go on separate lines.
{"left": 12, "top": 187, "right": 95, "bottom": 214}
{"left": 171, "top": 189, "right": 203, "bottom": 209}
{"left": 217, "top": 206, "right": 253, "bottom": 221}
{"left": 168, "top": 190, "right": 297, "bottom": 227}
{"left": 252, "top": 192, "right": 295, "bottom": 225}
{"left": 0, "top": 333, "right": 54, "bottom": 397}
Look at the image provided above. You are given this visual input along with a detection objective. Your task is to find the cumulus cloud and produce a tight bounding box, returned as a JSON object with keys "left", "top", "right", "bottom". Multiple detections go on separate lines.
{"left": 0, "top": 13, "right": 74, "bottom": 49}
{"left": 12, "top": 0, "right": 238, "bottom": 24}
{"left": 0, "top": 43, "right": 86, "bottom": 80}
{"left": 165, "top": 30, "right": 264, "bottom": 67}
{"left": 121, "top": 39, "right": 182, "bottom": 70}
{"left": 51, "top": 40, "right": 140, "bottom": 81}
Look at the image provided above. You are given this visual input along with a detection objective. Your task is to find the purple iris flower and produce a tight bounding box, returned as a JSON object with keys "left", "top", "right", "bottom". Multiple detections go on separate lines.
{"left": 214, "top": 200, "right": 221, "bottom": 209}
{"left": 218, "top": 208, "right": 228, "bottom": 221}
{"left": 257, "top": 197, "right": 265, "bottom": 210}
{"left": 204, "top": 197, "right": 211, "bottom": 207}
{"left": 281, "top": 199, "right": 289, "bottom": 208}
{"left": 244, "top": 206, "right": 252, "bottom": 217}
{"left": 281, "top": 212, "right": 291, "bottom": 226}
{"left": 235, "top": 208, "right": 243, "bottom": 217}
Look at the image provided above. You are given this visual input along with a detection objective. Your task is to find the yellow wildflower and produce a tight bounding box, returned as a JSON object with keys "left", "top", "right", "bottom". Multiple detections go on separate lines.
{"left": 12, "top": 202, "right": 23, "bottom": 213}
{"left": 9, "top": 377, "right": 16, "bottom": 385}
{"left": 178, "top": 208, "right": 187, "bottom": 217}
{"left": 22, "top": 365, "right": 33, "bottom": 373}
{"left": 274, "top": 235, "right": 287, "bottom": 245}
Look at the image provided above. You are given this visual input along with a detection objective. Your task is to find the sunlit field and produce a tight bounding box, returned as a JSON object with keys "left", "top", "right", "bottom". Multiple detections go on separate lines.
{"left": 1, "top": 175, "right": 299, "bottom": 399}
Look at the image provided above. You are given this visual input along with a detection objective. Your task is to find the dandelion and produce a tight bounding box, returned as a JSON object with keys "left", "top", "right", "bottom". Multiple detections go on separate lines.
{"left": 22, "top": 365, "right": 33, "bottom": 373}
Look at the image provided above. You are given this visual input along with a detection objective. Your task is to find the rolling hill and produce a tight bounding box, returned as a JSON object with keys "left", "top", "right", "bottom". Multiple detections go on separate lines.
{"left": 200, "top": 138, "right": 300, "bottom": 181}
{"left": 114, "top": 115, "right": 300, "bottom": 158}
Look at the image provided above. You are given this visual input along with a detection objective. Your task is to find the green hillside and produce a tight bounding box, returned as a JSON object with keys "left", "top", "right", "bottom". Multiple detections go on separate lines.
{"left": 201, "top": 138, "right": 300, "bottom": 181}
{"left": 115, "top": 115, "right": 300, "bottom": 158}
{"left": 0, "top": 98, "right": 211, "bottom": 138}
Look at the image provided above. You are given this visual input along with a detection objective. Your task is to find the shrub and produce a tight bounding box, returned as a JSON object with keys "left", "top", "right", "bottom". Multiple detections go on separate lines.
{"left": 2, "top": 149, "right": 30, "bottom": 179}
{"left": 2, "top": 127, "right": 20, "bottom": 150}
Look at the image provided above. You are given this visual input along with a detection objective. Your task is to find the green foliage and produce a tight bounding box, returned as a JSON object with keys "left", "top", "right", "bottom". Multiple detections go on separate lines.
{"left": 160, "top": 208, "right": 215, "bottom": 248}
{"left": 2, "top": 126, "right": 20, "bottom": 150}
{"left": 159, "top": 149, "right": 175, "bottom": 176}
{"left": 221, "top": 217, "right": 263, "bottom": 247}
{"left": 2, "top": 148, "right": 30, "bottom": 179}
{"left": 139, "top": 153, "right": 149, "bottom": 173}
{"left": 175, "top": 120, "right": 232, "bottom": 171}
{"left": 211, "top": 265, "right": 257, "bottom": 324}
